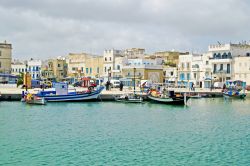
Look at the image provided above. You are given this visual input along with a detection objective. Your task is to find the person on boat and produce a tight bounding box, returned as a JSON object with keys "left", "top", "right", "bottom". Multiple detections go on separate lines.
{"left": 119, "top": 82, "right": 124, "bottom": 91}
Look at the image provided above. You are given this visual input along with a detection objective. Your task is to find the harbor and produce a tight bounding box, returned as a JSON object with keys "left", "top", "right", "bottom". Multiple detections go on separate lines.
{"left": 1, "top": 98, "right": 250, "bottom": 165}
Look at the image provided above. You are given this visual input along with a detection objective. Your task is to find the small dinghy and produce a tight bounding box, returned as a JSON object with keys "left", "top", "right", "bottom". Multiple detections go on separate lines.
{"left": 114, "top": 94, "right": 143, "bottom": 103}
{"left": 23, "top": 93, "right": 46, "bottom": 105}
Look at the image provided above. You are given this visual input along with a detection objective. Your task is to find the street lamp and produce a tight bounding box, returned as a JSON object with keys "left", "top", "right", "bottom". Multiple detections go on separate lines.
{"left": 25, "top": 63, "right": 28, "bottom": 91}
{"left": 133, "top": 67, "right": 136, "bottom": 93}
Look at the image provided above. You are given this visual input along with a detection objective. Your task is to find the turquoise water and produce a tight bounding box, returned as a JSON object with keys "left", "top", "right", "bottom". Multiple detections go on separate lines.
{"left": 0, "top": 98, "right": 250, "bottom": 165}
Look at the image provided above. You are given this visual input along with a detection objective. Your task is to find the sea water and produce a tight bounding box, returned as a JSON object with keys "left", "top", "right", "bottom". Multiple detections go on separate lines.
{"left": 0, "top": 98, "right": 250, "bottom": 165}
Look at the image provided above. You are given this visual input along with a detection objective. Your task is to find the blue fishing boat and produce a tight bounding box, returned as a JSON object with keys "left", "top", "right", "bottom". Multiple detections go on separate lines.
{"left": 223, "top": 80, "right": 247, "bottom": 99}
{"left": 36, "top": 83, "right": 104, "bottom": 102}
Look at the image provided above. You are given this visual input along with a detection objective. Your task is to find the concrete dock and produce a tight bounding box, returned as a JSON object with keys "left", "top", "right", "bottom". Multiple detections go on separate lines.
{"left": 0, "top": 86, "right": 234, "bottom": 101}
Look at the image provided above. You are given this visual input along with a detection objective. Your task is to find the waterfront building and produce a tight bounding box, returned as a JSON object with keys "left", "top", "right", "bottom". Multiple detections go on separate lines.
{"left": 11, "top": 60, "right": 27, "bottom": 76}
{"left": 0, "top": 41, "right": 12, "bottom": 74}
{"left": 103, "top": 49, "right": 123, "bottom": 78}
{"left": 163, "top": 66, "right": 177, "bottom": 86}
{"left": 122, "top": 58, "right": 163, "bottom": 84}
{"left": 233, "top": 56, "right": 250, "bottom": 85}
{"left": 27, "top": 59, "right": 42, "bottom": 80}
{"left": 41, "top": 57, "right": 67, "bottom": 82}
{"left": 206, "top": 43, "right": 250, "bottom": 83}
{"left": 66, "top": 53, "right": 89, "bottom": 78}
{"left": 85, "top": 55, "right": 103, "bottom": 78}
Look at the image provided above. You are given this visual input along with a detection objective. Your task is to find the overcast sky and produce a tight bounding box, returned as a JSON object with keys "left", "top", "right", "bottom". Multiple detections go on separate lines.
{"left": 0, "top": 0, "right": 250, "bottom": 60}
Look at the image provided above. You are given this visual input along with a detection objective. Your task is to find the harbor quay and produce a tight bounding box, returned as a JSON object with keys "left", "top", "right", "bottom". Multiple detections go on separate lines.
{"left": 1, "top": 86, "right": 246, "bottom": 101}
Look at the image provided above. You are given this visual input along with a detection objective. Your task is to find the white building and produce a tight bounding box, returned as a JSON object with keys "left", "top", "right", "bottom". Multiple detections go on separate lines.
{"left": 103, "top": 49, "right": 123, "bottom": 78}
{"left": 11, "top": 60, "right": 27, "bottom": 75}
{"left": 207, "top": 43, "right": 250, "bottom": 83}
{"left": 27, "top": 59, "right": 42, "bottom": 79}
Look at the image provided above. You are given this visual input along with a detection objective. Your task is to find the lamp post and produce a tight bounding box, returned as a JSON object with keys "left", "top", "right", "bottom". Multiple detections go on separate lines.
{"left": 25, "top": 64, "right": 28, "bottom": 91}
{"left": 133, "top": 67, "right": 136, "bottom": 94}
{"left": 211, "top": 72, "right": 213, "bottom": 91}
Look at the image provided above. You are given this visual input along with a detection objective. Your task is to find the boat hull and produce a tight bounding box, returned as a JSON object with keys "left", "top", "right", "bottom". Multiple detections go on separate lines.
{"left": 37, "top": 86, "right": 104, "bottom": 102}
{"left": 148, "top": 95, "right": 188, "bottom": 105}
{"left": 26, "top": 98, "right": 46, "bottom": 105}
{"left": 223, "top": 93, "right": 246, "bottom": 99}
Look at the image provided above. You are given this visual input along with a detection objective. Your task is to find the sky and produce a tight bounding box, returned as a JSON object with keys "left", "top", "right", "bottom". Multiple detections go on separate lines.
{"left": 0, "top": 0, "right": 250, "bottom": 60}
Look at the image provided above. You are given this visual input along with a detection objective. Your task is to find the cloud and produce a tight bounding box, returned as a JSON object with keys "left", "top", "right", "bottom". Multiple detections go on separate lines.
{"left": 0, "top": 0, "right": 250, "bottom": 59}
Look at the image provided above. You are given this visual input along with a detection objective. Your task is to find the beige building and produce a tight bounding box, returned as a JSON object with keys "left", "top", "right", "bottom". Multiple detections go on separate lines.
{"left": 42, "top": 58, "right": 67, "bottom": 81}
{"left": 233, "top": 56, "right": 250, "bottom": 85}
{"left": 66, "top": 53, "right": 89, "bottom": 77}
{"left": 85, "top": 56, "right": 103, "bottom": 78}
{"left": 153, "top": 51, "right": 187, "bottom": 67}
{"left": 122, "top": 66, "right": 163, "bottom": 84}
{"left": 0, "top": 41, "right": 12, "bottom": 73}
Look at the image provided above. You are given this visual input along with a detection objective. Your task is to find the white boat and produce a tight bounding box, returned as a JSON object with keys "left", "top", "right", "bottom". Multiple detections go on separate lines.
{"left": 36, "top": 83, "right": 104, "bottom": 102}
{"left": 26, "top": 97, "right": 46, "bottom": 105}
{"left": 114, "top": 94, "right": 143, "bottom": 103}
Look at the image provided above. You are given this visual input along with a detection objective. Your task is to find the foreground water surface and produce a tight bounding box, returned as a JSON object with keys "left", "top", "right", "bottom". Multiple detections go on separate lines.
{"left": 0, "top": 98, "right": 250, "bottom": 165}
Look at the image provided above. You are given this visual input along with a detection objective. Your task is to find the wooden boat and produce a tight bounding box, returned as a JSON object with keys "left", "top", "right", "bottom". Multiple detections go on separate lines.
{"left": 36, "top": 83, "right": 104, "bottom": 102}
{"left": 148, "top": 90, "right": 189, "bottom": 105}
{"left": 223, "top": 80, "right": 247, "bottom": 99}
{"left": 23, "top": 93, "right": 46, "bottom": 105}
{"left": 114, "top": 94, "right": 143, "bottom": 103}
{"left": 26, "top": 97, "right": 46, "bottom": 105}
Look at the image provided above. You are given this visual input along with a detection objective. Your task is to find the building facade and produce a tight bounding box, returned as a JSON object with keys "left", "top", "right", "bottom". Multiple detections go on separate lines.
{"left": 27, "top": 59, "right": 42, "bottom": 80}
{"left": 0, "top": 41, "right": 12, "bottom": 74}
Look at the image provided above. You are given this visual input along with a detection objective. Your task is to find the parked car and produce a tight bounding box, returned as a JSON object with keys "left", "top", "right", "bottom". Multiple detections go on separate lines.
{"left": 246, "top": 85, "right": 250, "bottom": 91}
{"left": 110, "top": 80, "right": 120, "bottom": 88}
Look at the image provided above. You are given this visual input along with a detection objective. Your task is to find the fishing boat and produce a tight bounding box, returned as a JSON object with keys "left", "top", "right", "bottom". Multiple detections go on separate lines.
{"left": 148, "top": 89, "right": 189, "bottom": 105}
{"left": 114, "top": 68, "right": 143, "bottom": 103}
{"left": 36, "top": 83, "right": 104, "bottom": 102}
{"left": 223, "top": 80, "right": 247, "bottom": 99}
{"left": 24, "top": 93, "right": 46, "bottom": 105}
{"left": 114, "top": 94, "right": 143, "bottom": 103}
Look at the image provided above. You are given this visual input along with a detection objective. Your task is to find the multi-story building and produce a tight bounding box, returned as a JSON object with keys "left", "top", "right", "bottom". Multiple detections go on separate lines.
{"left": 122, "top": 58, "right": 163, "bottom": 84}
{"left": 124, "top": 48, "right": 145, "bottom": 59}
{"left": 11, "top": 60, "right": 27, "bottom": 75}
{"left": 0, "top": 41, "right": 12, "bottom": 74}
{"left": 27, "top": 59, "right": 42, "bottom": 80}
{"left": 66, "top": 53, "right": 89, "bottom": 77}
{"left": 207, "top": 43, "right": 250, "bottom": 83}
{"left": 41, "top": 57, "right": 67, "bottom": 81}
{"left": 233, "top": 56, "right": 250, "bottom": 85}
{"left": 103, "top": 49, "right": 123, "bottom": 78}
{"left": 85, "top": 55, "right": 103, "bottom": 78}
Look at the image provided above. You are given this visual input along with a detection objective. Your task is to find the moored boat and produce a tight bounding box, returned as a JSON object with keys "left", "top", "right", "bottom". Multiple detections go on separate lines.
{"left": 36, "top": 83, "right": 104, "bottom": 102}
{"left": 24, "top": 93, "right": 46, "bottom": 105}
{"left": 148, "top": 89, "right": 189, "bottom": 105}
{"left": 223, "top": 80, "right": 247, "bottom": 99}
{"left": 114, "top": 94, "right": 143, "bottom": 103}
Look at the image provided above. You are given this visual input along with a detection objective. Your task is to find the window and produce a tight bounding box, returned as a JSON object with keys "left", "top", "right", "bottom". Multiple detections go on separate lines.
{"left": 206, "top": 61, "right": 209, "bottom": 65}
{"left": 170, "top": 71, "right": 174, "bottom": 76}
{"left": 72, "top": 67, "right": 75, "bottom": 71}
{"left": 81, "top": 67, "right": 84, "bottom": 72}
{"left": 109, "top": 57, "right": 112, "bottom": 61}
{"left": 58, "top": 64, "right": 61, "bottom": 67}
{"left": 104, "top": 67, "right": 106, "bottom": 72}
{"left": 86, "top": 68, "right": 89, "bottom": 74}
{"left": 181, "top": 63, "right": 184, "bottom": 68}
{"left": 97, "top": 67, "right": 99, "bottom": 73}
{"left": 187, "top": 63, "right": 190, "bottom": 69}
{"left": 0, "top": 51, "right": 1, "bottom": 56}
{"left": 105, "top": 57, "right": 107, "bottom": 61}
{"left": 187, "top": 73, "right": 190, "bottom": 80}
{"left": 220, "top": 64, "right": 223, "bottom": 71}
{"left": 0, "top": 61, "right": 1, "bottom": 68}
{"left": 246, "top": 53, "right": 250, "bottom": 57}
{"left": 90, "top": 68, "right": 92, "bottom": 74}
{"left": 180, "top": 73, "right": 185, "bottom": 80}
{"left": 194, "top": 73, "right": 197, "bottom": 79}
{"left": 117, "top": 65, "right": 120, "bottom": 70}
{"left": 213, "top": 64, "right": 217, "bottom": 73}
{"left": 128, "top": 72, "right": 130, "bottom": 76}
{"left": 227, "top": 64, "right": 230, "bottom": 73}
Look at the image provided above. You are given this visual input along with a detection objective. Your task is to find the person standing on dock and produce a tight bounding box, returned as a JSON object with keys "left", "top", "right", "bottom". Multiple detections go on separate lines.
{"left": 119, "top": 82, "right": 124, "bottom": 91}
